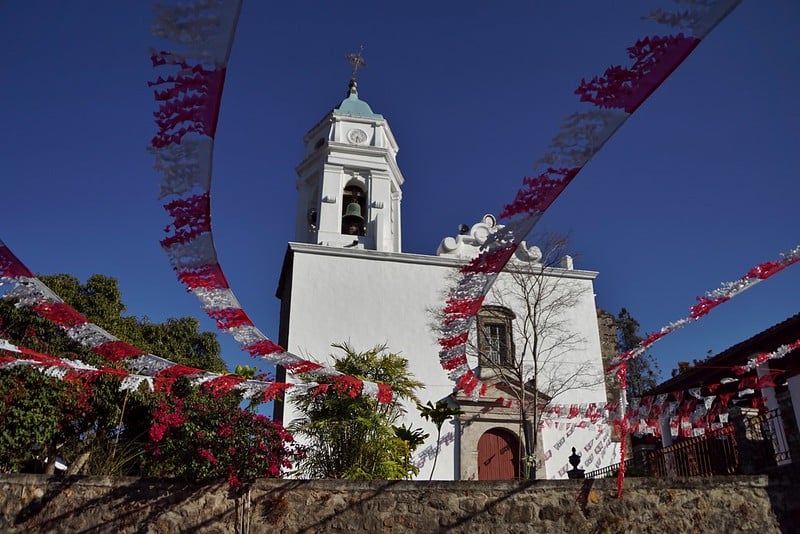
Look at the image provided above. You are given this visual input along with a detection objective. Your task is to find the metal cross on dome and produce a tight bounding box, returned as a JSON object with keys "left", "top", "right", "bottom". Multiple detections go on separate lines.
{"left": 346, "top": 45, "right": 367, "bottom": 80}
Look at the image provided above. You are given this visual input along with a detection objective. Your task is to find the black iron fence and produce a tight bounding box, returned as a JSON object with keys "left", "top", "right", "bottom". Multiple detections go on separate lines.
{"left": 583, "top": 456, "right": 638, "bottom": 480}
{"left": 585, "top": 407, "right": 795, "bottom": 479}
{"left": 647, "top": 422, "right": 738, "bottom": 477}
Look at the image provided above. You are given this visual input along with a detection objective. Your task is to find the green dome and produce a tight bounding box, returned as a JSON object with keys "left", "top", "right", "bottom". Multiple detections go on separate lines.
{"left": 334, "top": 84, "right": 383, "bottom": 119}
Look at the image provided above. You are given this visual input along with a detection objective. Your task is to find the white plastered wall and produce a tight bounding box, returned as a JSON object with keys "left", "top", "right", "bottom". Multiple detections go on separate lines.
{"left": 280, "top": 244, "right": 618, "bottom": 479}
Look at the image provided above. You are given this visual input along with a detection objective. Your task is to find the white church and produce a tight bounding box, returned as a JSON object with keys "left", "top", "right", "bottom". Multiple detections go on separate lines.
{"left": 273, "top": 75, "right": 620, "bottom": 480}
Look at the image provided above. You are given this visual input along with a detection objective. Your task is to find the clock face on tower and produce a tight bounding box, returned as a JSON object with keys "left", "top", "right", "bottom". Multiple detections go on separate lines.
{"left": 347, "top": 128, "right": 368, "bottom": 145}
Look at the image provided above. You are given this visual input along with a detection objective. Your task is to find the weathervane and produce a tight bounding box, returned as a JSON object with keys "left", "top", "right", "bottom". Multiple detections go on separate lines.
{"left": 345, "top": 45, "right": 367, "bottom": 81}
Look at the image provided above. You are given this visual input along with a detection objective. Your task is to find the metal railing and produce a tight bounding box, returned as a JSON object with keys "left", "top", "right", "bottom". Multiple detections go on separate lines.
{"left": 648, "top": 423, "right": 738, "bottom": 477}
{"left": 582, "top": 457, "right": 636, "bottom": 479}
{"left": 585, "top": 408, "right": 794, "bottom": 479}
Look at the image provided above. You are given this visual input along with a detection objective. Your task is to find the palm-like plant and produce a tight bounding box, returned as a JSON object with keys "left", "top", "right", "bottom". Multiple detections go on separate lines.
{"left": 289, "top": 344, "right": 423, "bottom": 479}
{"left": 418, "top": 400, "right": 462, "bottom": 480}
{"left": 393, "top": 424, "right": 429, "bottom": 450}
{"left": 393, "top": 423, "right": 429, "bottom": 479}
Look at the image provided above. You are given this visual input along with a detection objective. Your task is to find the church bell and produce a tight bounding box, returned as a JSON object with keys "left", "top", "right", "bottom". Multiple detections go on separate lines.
{"left": 343, "top": 201, "right": 364, "bottom": 222}
{"left": 341, "top": 200, "right": 365, "bottom": 236}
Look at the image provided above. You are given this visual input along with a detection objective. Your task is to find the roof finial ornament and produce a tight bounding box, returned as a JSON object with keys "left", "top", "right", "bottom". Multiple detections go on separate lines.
{"left": 345, "top": 45, "right": 367, "bottom": 95}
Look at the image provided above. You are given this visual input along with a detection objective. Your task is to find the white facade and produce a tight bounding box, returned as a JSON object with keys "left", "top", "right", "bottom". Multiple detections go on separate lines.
{"left": 275, "top": 82, "right": 619, "bottom": 479}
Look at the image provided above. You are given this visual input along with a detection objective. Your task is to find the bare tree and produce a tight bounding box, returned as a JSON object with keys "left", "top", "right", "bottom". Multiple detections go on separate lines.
{"left": 472, "top": 234, "right": 603, "bottom": 478}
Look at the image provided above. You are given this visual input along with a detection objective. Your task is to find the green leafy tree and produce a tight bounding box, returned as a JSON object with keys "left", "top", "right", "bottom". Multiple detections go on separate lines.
{"left": 616, "top": 308, "right": 661, "bottom": 397}
{"left": 49, "top": 274, "right": 224, "bottom": 372}
{"left": 0, "top": 353, "right": 152, "bottom": 475}
{"left": 289, "top": 343, "right": 423, "bottom": 479}
{"left": 0, "top": 274, "right": 224, "bottom": 372}
{"left": 0, "top": 273, "right": 297, "bottom": 480}
{"left": 0, "top": 366, "right": 82, "bottom": 473}
{"left": 418, "top": 400, "right": 462, "bottom": 480}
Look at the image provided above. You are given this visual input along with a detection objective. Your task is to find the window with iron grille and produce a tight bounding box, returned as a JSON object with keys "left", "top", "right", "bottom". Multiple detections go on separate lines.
{"left": 477, "top": 306, "right": 515, "bottom": 368}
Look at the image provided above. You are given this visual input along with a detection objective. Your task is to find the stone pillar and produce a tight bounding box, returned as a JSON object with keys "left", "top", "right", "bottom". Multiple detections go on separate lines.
{"left": 782, "top": 378, "right": 800, "bottom": 465}
{"left": 780, "top": 406, "right": 800, "bottom": 467}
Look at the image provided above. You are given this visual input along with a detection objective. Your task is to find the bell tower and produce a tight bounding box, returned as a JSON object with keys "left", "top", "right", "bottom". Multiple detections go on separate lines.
{"left": 293, "top": 50, "right": 404, "bottom": 253}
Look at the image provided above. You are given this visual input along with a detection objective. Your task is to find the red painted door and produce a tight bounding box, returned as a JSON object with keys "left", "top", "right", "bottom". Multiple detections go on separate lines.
{"left": 478, "top": 429, "right": 519, "bottom": 480}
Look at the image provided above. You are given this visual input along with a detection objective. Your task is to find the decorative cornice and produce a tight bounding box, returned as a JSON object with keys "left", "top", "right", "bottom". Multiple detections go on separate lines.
{"left": 436, "top": 214, "right": 578, "bottom": 271}
{"left": 295, "top": 142, "right": 405, "bottom": 186}
{"left": 284, "top": 241, "right": 597, "bottom": 280}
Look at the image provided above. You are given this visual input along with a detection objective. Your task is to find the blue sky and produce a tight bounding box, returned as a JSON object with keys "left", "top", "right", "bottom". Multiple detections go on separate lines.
{"left": 1, "top": 1, "right": 798, "bottom": 383}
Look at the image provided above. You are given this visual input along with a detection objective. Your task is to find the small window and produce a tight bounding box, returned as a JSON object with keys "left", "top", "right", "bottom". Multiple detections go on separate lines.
{"left": 477, "top": 306, "right": 515, "bottom": 367}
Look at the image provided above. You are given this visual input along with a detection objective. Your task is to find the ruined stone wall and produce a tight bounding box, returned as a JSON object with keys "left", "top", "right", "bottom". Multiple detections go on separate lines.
{"left": 1, "top": 474, "right": 797, "bottom": 533}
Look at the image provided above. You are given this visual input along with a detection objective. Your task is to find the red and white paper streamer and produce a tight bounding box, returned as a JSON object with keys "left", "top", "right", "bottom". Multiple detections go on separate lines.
{"left": 148, "top": 0, "right": 392, "bottom": 403}
{"left": 734, "top": 338, "right": 800, "bottom": 374}
{"left": 0, "top": 240, "right": 304, "bottom": 399}
{"left": 0, "top": 337, "right": 301, "bottom": 399}
{"left": 437, "top": 0, "right": 742, "bottom": 399}
{"left": 604, "top": 244, "right": 800, "bottom": 496}
{"left": 608, "top": 245, "right": 800, "bottom": 373}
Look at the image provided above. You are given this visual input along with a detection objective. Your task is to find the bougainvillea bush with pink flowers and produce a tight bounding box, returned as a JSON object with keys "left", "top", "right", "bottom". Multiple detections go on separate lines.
{"left": 144, "top": 379, "right": 302, "bottom": 485}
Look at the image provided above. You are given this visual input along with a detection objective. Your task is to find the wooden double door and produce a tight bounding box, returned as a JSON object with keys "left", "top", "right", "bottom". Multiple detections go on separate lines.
{"left": 477, "top": 428, "right": 520, "bottom": 480}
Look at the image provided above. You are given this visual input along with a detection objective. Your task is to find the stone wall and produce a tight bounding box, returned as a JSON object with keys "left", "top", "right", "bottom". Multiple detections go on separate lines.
{"left": 1, "top": 474, "right": 798, "bottom": 533}
{"left": 596, "top": 308, "right": 619, "bottom": 407}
